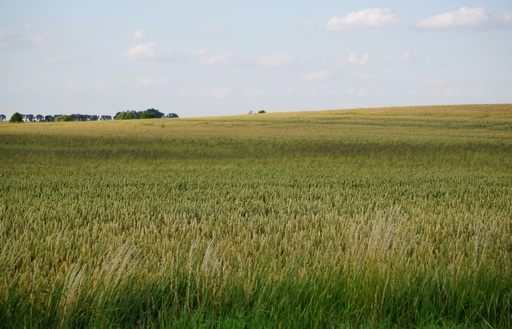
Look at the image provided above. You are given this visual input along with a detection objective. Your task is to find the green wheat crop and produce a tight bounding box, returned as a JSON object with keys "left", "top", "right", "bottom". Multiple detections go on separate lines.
{"left": 0, "top": 104, "right": 511, "bottom": 328}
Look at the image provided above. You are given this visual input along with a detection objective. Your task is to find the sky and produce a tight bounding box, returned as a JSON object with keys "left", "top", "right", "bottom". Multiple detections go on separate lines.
{"left": 1, "top": 1, "right": 511, "bottom": 119}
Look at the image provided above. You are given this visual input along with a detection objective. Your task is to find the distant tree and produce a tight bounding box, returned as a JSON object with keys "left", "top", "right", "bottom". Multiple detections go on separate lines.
{"left": 35, "top": 114, "right": 44, "bottom": 122}
{"left": 45, "top": 115, "right": 55, "bottom": 122}
{"left": 145, "top": 108, "right": 164, "bottom": 118}
{"left": 100, "top": 115, "right": 112, "bottom": 121}
{"left": 165, "top": 113, "right": 179, "bottom": 118}
{"left": 0, "top": 114, "right": 6, "bottom": 121}
{"left": 115, "top": 111, "right": 138, "bottom": 120}
{"left": 141, "top": 111, "right": 157, "bottom": 119}
{"left": 9, "top": 112, "right": 24, "bottom": 123}
{"left": 89, "top": 115, "right": 99, "bottom": 121}
{"left": 258, "top": 110, "right": 266, "bottom": 114}
{"left": 55, "top": 114, "right": 75, "bottom": 122}
{"left": 25, "top": 114, "right": 35, "bottom": 122}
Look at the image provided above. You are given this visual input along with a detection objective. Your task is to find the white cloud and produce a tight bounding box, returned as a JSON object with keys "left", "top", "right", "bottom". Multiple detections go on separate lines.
{"left": 260, "top": 52, "right": 296, "bottom": 68}
{"left": 402, "top": 52, "right": 412, "bottom": 62}
{"left": 401, "top": 52, "right": 422, "bottom": 63}
{"left": 125, "top": 42, "right": 158, "bottom": 60}
{"left": 417, "top": 7, "right": 491, "bottom": 29}
{"left": 125, "top": 42, "right": 172, "bottom": 61}
{"left": 33, "top": 33, "right": 58, "bottom": 47}
{"left": 1, "top": 30, "right": 61, "bottom": 49}
{"left": 131, "top": 31, "right": 147, "bottom": 40}
{"left": 189, "top": 49, "right": 235, "bottom": 65}
{"left": 347, "top": 53, "right": 370, "bottom": 65}
{"left": 327, "top": 8, "right": 400, "bottom": 30}
{"left": 347, "top": 87, "right": 368, "bottom": 97}
{"left": 211, "top": 28, "right": 228, "bottom": 37}
{"left": 198, "top": 86, "right": 231, "bottom": 99}
{"left": 33, "top": 35, "right": 45, "bottom": 46}
{"left": 302, "top": 70, "right": 332, "bottom": 81}
{"left": 502, "top": 13, "right": 512, "bottom": 24}
{"left": 64, "top": 82, "right": 76, "bottom": 90}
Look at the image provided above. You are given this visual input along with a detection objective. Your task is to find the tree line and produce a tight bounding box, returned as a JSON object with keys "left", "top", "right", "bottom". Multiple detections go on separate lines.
{"left": 1, "top": 109, "right": 179, "bottom": 123}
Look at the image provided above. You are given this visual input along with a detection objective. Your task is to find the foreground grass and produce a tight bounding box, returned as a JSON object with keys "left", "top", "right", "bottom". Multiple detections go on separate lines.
{"left": 1, "top": 104, "right": 511, "bottom": 328}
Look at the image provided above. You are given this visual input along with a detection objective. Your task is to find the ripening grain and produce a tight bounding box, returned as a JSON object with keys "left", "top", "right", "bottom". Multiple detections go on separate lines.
{"left": 1, "top": 104, "right": 511, "bottom": 328}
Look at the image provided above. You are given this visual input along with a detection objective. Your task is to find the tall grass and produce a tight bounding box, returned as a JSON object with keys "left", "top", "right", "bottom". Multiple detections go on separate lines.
{"left": 1, "top": 104, "right": 511, "bottom": 328}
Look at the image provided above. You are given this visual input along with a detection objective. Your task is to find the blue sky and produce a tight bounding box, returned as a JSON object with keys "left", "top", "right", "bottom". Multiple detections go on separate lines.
{"left": 1, "top": 1, "right": 511, "bottom": 118}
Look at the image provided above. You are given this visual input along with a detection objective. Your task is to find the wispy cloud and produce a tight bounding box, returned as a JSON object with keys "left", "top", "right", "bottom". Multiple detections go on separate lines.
{"left": 401, "top": 52, "right": 423, "bottom": 63}
{"left": 302, "top": 70, "right": 332, "bottom": 81}
{"left": 402, "top": 52, "right": 412, "bottom": 62}
{"left": 125, "top": 42, "right": 157, "bottom": 60}
{"left": 360, "top": 72, "right": 379, "bottom": 81}
{"left": 417, "top": 7, "right": 491, "bottom": 29}
{"left": 327, "top": 8, "right": 400, "bottom": 30}
{"left": 347, "top": 87, "right": 368, "bottom": 97}
{"left": 189, "top": 49, "right": 235, "bottom": 65}
{"left": 302, "top": 20, "right": 316, "bottom": 29}
{"left": 32, "top": 32, "right": 65, "bottom": 48}
{"left": 1, "top": 30, "right": 62, "bottom": 50}
{"left": 260, "top": 52, "right": 296, "bottom": 68}
{"left": 502, "top": 13, "right": 512, "bottom": 25}
{"left": 211, "top": 28, "right": 229, "bottom": 37}
{"left": 347, "top": 53, "right": 370, "bottom": 65}
{"left": 130, "top": 31, "right": 147, "bottom": 41}
{"left": 125, "top": 42, "right": 170, "bottom": 60}
{"left": 136, "top": 77, "right": 166, "bottom": 87}
{"left": 0, "top": 30, "right": 21, "bottom": 49}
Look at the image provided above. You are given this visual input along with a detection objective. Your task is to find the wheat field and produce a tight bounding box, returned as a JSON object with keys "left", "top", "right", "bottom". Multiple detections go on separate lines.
{"left": 1, "top": 104, "right": 511, "bottom": 328}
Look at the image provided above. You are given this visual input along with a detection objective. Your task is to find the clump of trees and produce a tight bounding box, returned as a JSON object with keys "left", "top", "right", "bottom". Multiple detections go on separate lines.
{"left": 114, "top": 108, "right": 179, "bottom": 120}
{"left": 3, "top": 109, "right": 178, "bottom": 123}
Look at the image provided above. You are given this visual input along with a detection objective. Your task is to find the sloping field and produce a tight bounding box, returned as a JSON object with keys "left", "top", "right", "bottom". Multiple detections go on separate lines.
{"left": 1, "top": 104, "right": 511, "bottom": 328}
